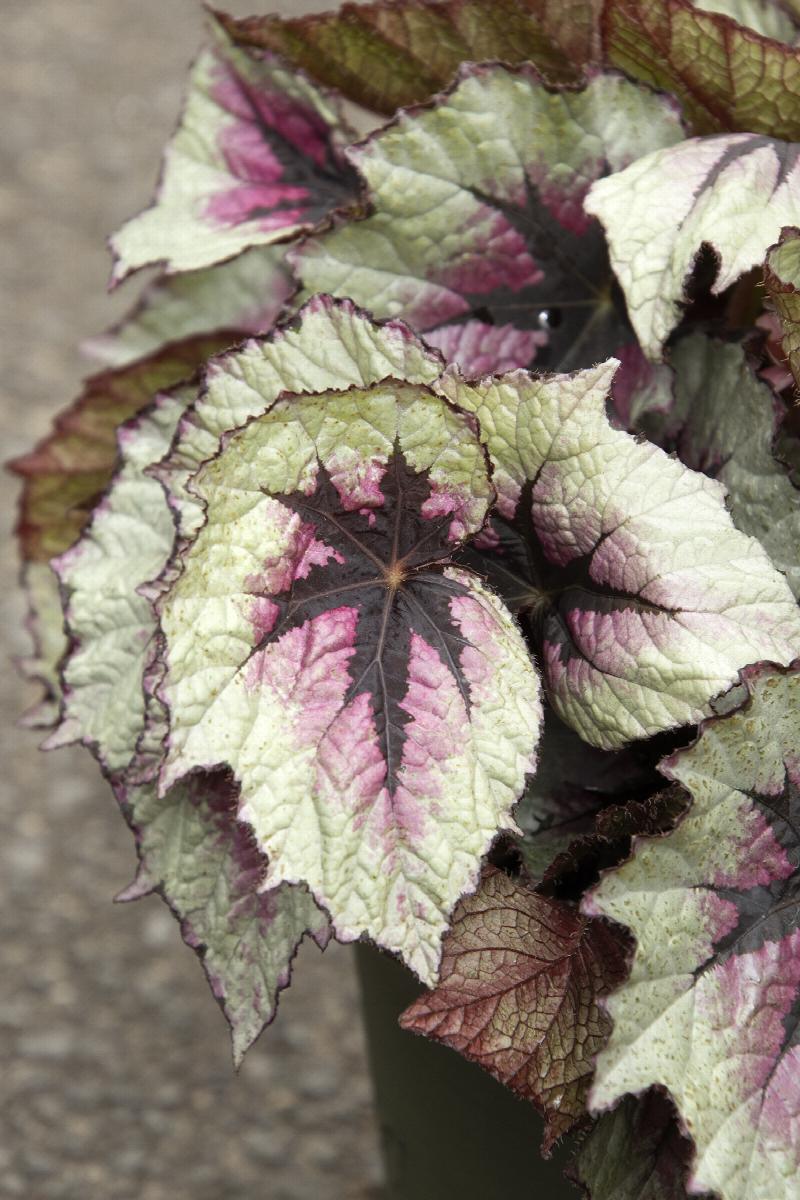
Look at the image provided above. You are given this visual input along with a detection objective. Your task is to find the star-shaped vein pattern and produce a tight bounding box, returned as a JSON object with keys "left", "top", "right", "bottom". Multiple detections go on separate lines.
{"left": 156, "top": 377, "right": 541, "bottom": 981}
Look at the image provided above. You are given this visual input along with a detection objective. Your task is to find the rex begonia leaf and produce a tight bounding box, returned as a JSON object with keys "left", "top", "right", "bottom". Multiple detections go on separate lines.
{"left": 216, "top": 0, "right": 599, "bottom": 115}
{"left": 109, "top": 22, "right": 357, "bottom": 284}
{"left": 47, "top": 390, "right": 193, "bottom": 772}
{"left": 120, "top": 770, "right": 329, "bottom": 1066}
{"left": 154, "top": 306, "right": 541, "bottom": 983}
{"left": 87, "top": 246, "right": 293, "bottom": 369}
{"left": 764, "top": 227, "right": 800, "bottom": 395}
{"left": 694, "top": 0, "right": 799, "bottom": 41}
{"left": 443, "top": 358, "right": 800, "bottom": 748}
{"left": 602, "top": 0, "right": 800, "bottom": 138}
{"left": 9, "top": 335, "right": 229, "bottom": 565}
{"left": 573, "top": 1092, "right": 701, "bottom": 1200}
{"left": 398, "top": 865, "right": 629, "bottom": 1148}
{"left": 40, "top": 368, "right": 331, "bottom": 1060}
{"left": 669, "top": 334, "right": 800, "bottom": 597}
{"left": 585, "top": 134, "right": 800, "bottom": 360}
{"left": 586, "top": 662, "right": 800, "bottom": 1200}
{"left": 294, "top": 67, "right": 684, "bottom": 378}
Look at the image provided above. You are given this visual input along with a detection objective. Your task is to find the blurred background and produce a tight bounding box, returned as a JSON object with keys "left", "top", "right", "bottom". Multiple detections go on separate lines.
{"left": 0, "top": 3, "right": 384, "bottom": 1197}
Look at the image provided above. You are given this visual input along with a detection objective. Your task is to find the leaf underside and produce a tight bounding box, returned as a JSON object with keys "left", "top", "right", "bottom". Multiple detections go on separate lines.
{"left": 400, "top": 866, "right": 629, "bottom": 1150}
{"left": 603, "top": 0, "right": 800, "bottom": 138}
{"left": 217, "top": 0, "right": 600, "bottom": 114}
{"left": 573, "top": 1091, "right": 704, "bottom": 1200}
{"left": 9, "top": 336, "right": 228, "bottom": 564}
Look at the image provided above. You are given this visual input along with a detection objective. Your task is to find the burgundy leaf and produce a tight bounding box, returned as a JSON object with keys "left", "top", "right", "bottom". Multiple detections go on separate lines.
{"left": 399, "top": 866, "right": 629, "bottom": 1149}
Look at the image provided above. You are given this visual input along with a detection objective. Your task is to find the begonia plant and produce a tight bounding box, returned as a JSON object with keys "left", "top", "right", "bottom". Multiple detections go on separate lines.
{"left": 12, "top": 1, "right": 800, "bottom": 1195}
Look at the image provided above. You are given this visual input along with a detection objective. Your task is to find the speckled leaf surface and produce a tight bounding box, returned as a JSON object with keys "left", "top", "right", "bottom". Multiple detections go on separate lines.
{"left": 587, "top": 663, "right": 800, "bottom": 1200}
{"left": 585, "top": 133, "right": 800, "bottom": 359}
{"left": 88, "top": 246, "right": 293, "bottom": 369}
{"left": 160, "top": 297, "right": 449, "bottom": 498}
{"left": 669, "top": 334, "right": 800, "bottom": 597}
{"left": 444, "top": 360, "right": 800, "bottom": 747}
{"left": 155, "top": 334, "right": 541, "bottom": 982}
{"left": 110, "top": 23, "right": 357, "bottom": 283}
{"left": 121, "top": 770, "right": 329, "bottom": 1066}
{"left": 217, "top": 0, "right": 599, "bottom": 114}
{"left": 399, "top": 866, "right": 628, "bottom": 1148}
{"left": 294, "top": 68, "right": 683, "bottom": 377}
{"left": 602, "top": 0, "right": 800, "bottom": 137}
{"left": 574, "top": 1092, "right": 701, "bottom": 1200}
{"left": 764, "top": 227, "right": 800, "bottom": 395}
{"left": 9, "top": 336, "right": 227, "bottom": 565}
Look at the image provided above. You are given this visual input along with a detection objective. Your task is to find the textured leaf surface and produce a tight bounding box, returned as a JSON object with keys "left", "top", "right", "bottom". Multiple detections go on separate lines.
{"left": 399, "top": 866, "right": 628, "bottom": 1147}
{"left": 160, "top": 296, "right": 449, "bottom": 495}
{"left": 41, "top": 372, "right": 329, "bottom": 1059}
{"left": 764, "top": 227, "right": 800, "bottom": 395}
{"left": 10, "top": 336, "right": 227, "bottom": 564}
{"left": 669, "top": 334, "right": 800, "bottom": 597}
{"left": 574, "top": 1092, "right": 700, "bottom": 1200}
{"left": 444, "top": 360, "right": 800, "bottom": 747}
{"left": 110, "top": 24, "right": 356, "bottom": 283}
{"left": 217, "top": 0, "right": 599, "bottom": 114}
{"left": 156, "top": 339, "right": 541, "bottom": 981}
{"left": 585, "top": 134, "right": 800, "bottom": 359}
{"left": 122, "top": 771, "right": 328, "bottom": 1065}
{"left": 295, "top": 68, "right": 683, "bottom": 377}
{"left": 48, "top": 391, "right": 191, "bottom": 772}
{"left": 587, "top": 663, "right": 800, "bottom": 1200}
{"left": 87, "top": 246, "right": 293, "bottom": 368}
{"left": 603, "top": 0, "right": 800, "bottom": 137}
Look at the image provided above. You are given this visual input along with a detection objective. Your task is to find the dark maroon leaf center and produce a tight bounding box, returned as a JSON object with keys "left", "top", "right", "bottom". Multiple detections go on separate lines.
{"left": 255, "top": 446, "right": 475, "bottom": 791}
{"left": 458, "top": 479, "right": 678, "bottom": 672}
{"left": 430, "top": 174, "right": 632, "bottom": 373}
{"left": 212, "top": 56, "right": 358, "bottom": 230}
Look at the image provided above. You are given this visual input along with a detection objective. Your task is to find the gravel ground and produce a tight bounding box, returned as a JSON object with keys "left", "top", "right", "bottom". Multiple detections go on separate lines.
{"left": 1, "top": 4, "right": 384, "bottom": 1197}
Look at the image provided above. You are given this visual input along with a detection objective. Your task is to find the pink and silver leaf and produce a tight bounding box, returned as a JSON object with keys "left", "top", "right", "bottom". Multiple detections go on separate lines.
{"left": 110, "top": 18, "right": 357, "bottom": 283}
{"left": 586, "top": 662, "right": 800, "bottom": 1200}
{"left": 294, "top": 66, "right": 683, "bottom": 380}
{"left": 153, "top": 311, "right": 541, "bottom": 983}
{"left": 585, "top": 133, "right": 800, "bottom": 359}
{"left": 442, "top": 358, "right": 800, "bottom": 747}
{"left": 119, "top": 769, "right": 329, "bottom": 1066}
